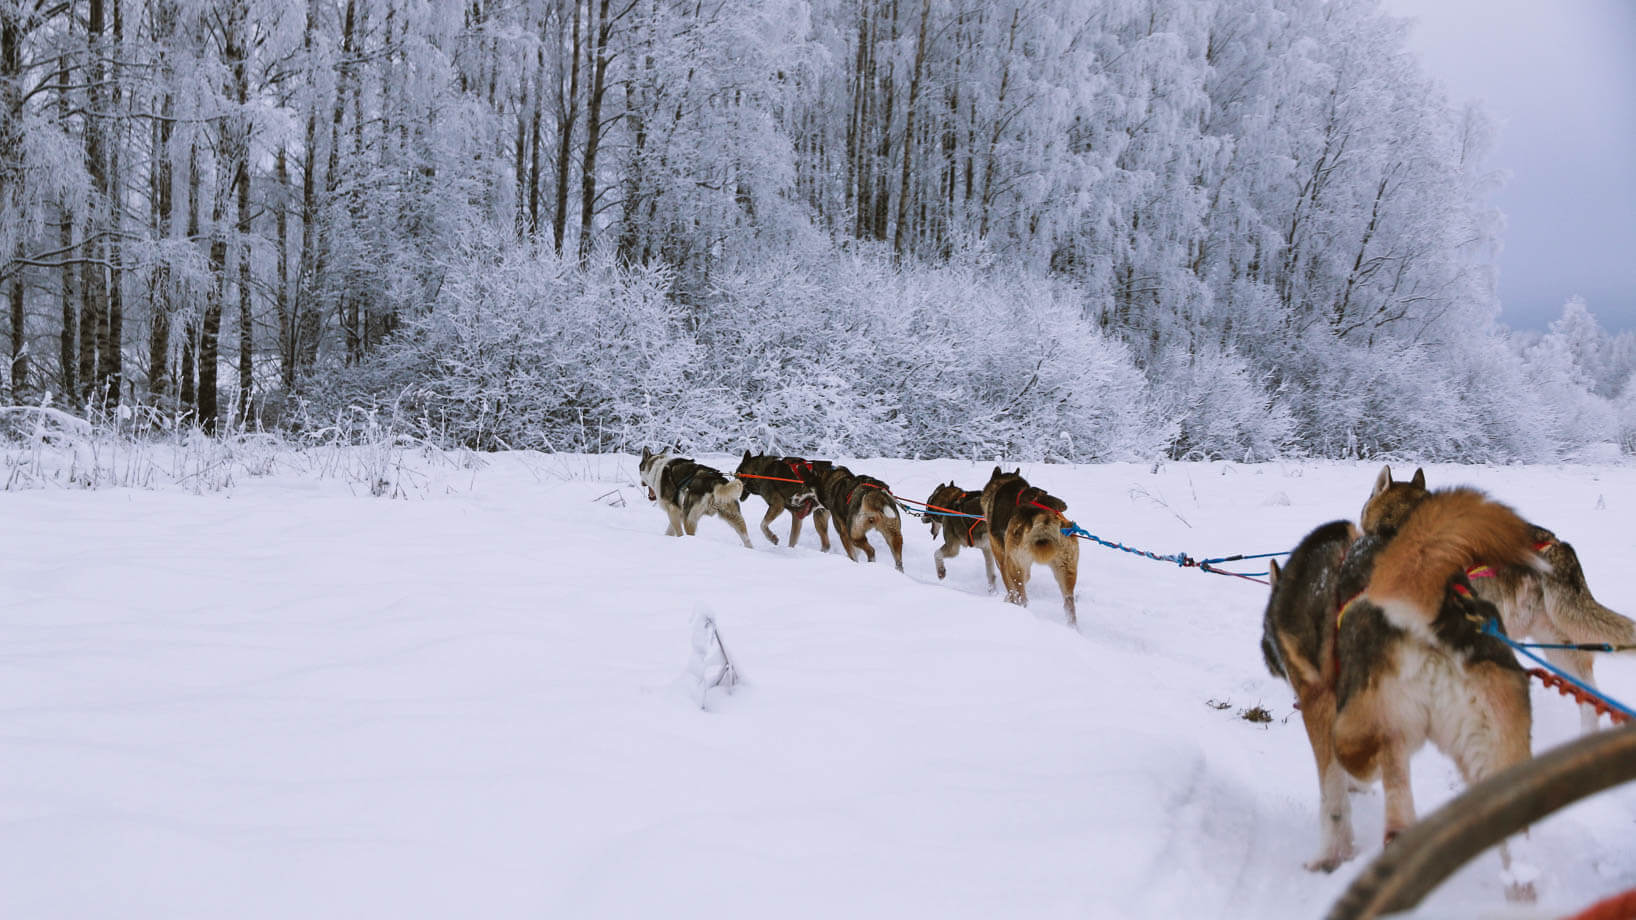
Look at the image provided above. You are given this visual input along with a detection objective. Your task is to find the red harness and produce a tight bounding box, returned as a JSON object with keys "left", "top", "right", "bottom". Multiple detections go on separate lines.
{"left": 846, "top": 481, "right": 884, "bottom": 507}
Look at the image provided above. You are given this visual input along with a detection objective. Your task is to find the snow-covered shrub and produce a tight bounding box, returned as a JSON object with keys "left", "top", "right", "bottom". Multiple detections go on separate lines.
{"left": 327, "top": 239, "right": 734, "bottom": 452}
{"left": 706, "top": 249, "right": 1171, "bottom": 461}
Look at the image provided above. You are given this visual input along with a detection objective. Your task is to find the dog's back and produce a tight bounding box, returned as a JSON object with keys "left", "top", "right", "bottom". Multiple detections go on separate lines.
{"left": 1260, "top": 520, "right": 1357, "bottom": 688}
{"left": 926, "top": 482, "right": 986, "bottom": 544}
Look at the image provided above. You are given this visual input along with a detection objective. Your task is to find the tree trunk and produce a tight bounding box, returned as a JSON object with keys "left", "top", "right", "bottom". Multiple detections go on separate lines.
{"left": 527, "top": 45, "right": 544, "bottom": 238}
{"left": 179, "top": 139, "right": 200, "bottom": 414}
{"left": 893, "top": 0, "right": 931, "bottom": 258}
{"left": 2, "top": 11, "right": 24, "bottom": 397}
{"left": 291, "top": 0, "right": 322, "bottom": 388}
{"left": 201, "top": 173, "right": 226, "bottom": 433}
{"left": 275, "top": 145, "right": 291, "bottom": 389}
{"left": 551, "top": 0, "right": 582, "bottom": 254}
{"left": 6, "top": 257, "right": 21, "bottom": 399}
{"left": 149, "top": 73, "right": 175, "bottom": 398}
{"left": 578, "top": 0, "right": 612, "bottom": 260}
{"left": 78, "top": 0, "right": 107, "bottom": 407}
{"left": 229, "top": 0, "right": 252, "bottom": 423}
{"left": 104, "top": 0, "right": 123, "bottom": 403}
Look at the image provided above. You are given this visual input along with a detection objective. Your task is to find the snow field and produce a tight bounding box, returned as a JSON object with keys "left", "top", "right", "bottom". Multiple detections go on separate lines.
{"left": 2, "top": 453, "right": 1634, "bottom": 919}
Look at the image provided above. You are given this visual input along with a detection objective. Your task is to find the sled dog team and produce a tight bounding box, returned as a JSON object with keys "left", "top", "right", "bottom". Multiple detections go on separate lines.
{"left": 638, "top": 448, "right": 1081, "bottom": 622}
{"left": 640, "top": 449, "right": 1635, "bottom": 901}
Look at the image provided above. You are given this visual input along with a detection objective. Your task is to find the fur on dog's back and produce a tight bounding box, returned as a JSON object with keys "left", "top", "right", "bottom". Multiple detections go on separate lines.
{"left": 1365, "top": 488, "right": 1540, "bottom": 635}
{"left": 926, "top": 482, "right": 987, "bottom": 544}
{"left": 1260, "top": 520, "right": 1358, "bottom": 687}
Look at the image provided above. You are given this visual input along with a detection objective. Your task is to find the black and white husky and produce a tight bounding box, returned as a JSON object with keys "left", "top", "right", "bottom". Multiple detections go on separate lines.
{"left": 637, "top": 448, "right": 753, "bottom": 548}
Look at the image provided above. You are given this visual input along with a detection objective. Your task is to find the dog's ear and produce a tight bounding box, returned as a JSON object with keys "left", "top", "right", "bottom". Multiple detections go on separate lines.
{"left": 991, "top": 465, "right": 1002, "bottom": 479}
{"left": 641, "top": 446, "right": 651, "bottom": 463}
{"left": 1371, "top": 465, "right": 1393, "bottom": 498}
{"left": 1410, "top": 467, "right": 1426, "bottom": 490}
{"left": 1267, "top": 559, "right": 1280, "bottom": 589}
{"left": 743, "top": 449, "right": 752, "bottom": 462}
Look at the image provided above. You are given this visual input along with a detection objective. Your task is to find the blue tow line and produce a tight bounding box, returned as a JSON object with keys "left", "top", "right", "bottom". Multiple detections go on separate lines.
{"left": 1059, "top": 524, "right": 1284, "bottom": 583}
{"left": 1482, "top": 619, "right": 1636, "bottom": 722}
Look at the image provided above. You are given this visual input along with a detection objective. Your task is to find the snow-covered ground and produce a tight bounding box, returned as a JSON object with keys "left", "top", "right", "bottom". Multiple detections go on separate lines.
{"left": 3, "top": 452, "right": 1634, "bottom": 919}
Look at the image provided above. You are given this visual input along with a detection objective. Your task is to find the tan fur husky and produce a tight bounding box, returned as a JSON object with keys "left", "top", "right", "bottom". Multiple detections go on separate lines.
{"left": 980, "top": 468, "right": 1080, "bottom": 625}
{"left": 1364, "top": 465, "right": 1635, "bottom": 732}
{"left": 1262, "top": 514, "right": 1536, "bottom": 902}
{"left": 637, "top": 448, "right": 753, "bottom": 548}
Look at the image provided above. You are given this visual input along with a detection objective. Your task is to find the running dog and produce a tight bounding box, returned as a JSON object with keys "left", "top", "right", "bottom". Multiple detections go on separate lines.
{"left": 811, "top": 464, "right": 904, "bottom": 570}
{"left": 637, "top": 448, "right": 753, "bottom": 548}
{"left": 980, "top": 468, "right": 1080, "bottom": 625}
{"left": 1364, "top": 465, "right": 1634, "bottom": 732}
{"left": 734, "top": 452, "right": 831, "bottom": 551}
{"left": 925, "top": 481, "right": 995, "bottom": 591}
{"left": 1262, "top": 516, "right": 1534, "bottom": 902}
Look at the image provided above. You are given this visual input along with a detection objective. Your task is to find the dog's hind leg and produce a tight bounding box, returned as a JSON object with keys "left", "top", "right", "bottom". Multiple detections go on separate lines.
{"left": 991, "top": 536, "right": 1023, "bottom": 605}
{"left": 1379, "top": 742, "right": 1417, "bottom": 844}
{"left": 852, "top": 531, "right": 878, "bottom": 563}
{"left": 980, "top": 546, "right": 997, "bottom": 593}
{"left": 1296, "top": 687, "right": 1355, "bottom": 872}
{"left": 1006, "top": 547, "right": 1032, "bottom": 608}
{"left": 833, "top": 521, "right": 861, "bottom": 562}
{"left": 717, "top": 501, "right": 754, "bottom": 549}
{"left": 1448, "top": 665, "right": 1536, "bottom": 901}
{"left": 759, "top": 498, "right": 785, "bottom": 545}
{"left": 882, "top": 517, "right": 904, "bottom": 572}
{"left": 807, "top": 509, "right": 833, "bottom": 553}
{"left": 1050, "top": 553, "right": 1078, "bottom": 627}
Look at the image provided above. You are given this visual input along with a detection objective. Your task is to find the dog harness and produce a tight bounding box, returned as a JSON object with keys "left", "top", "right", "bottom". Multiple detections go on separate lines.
{"left": 670, "top": 468, "right": 698, "bottom": 506}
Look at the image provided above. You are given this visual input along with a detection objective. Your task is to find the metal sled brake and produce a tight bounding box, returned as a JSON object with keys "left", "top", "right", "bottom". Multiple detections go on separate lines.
{"left": 1326, "top": 722, "right": 1636, "bottom": 919}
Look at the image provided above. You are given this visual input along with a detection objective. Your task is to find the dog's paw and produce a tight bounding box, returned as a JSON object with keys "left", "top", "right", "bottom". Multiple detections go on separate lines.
{"left": 766, "top": 534, "right": 779, "bottom": 545}
{"left": 1304, "top": 838, "right": 1355, "bottom": 873}
{"left": 1501, "top": 858, "right": 1540, "bottom": 904}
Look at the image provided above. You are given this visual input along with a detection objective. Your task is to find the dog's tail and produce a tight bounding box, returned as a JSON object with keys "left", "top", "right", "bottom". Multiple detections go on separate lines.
{"left": 859, "top": 488, "right": 898, "bottom": 522}
{"left": 1542, "top": 540, "right": 1636, "bottom": 648}
{"left": 1366, "top": 488, "right": 1543, "bottom": 635}
{"left": 712, "top": 477, "right": 745, "bottom": 506}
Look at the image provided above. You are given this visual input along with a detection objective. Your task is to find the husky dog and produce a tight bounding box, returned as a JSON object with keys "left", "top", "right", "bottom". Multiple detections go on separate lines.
{"left": 1364, "top": 465, "right": 1635, "bottom": 733}
{"left": 734, "top": 452, "right": 831, "bottom": 551}
{"left": 1262, "top": 517, "right": 1534, "bottom": 901}
{"left": 980, "top": 468, "right": 1080, "bottom": 625}
{"left": 924, "top": 482, "right": 995, "bottom": 591}
{"left": 811, "top": 464, "right": 904, "bottom": 570}
{"left": 637, "top": 448, "right": 753, "bottom": 548}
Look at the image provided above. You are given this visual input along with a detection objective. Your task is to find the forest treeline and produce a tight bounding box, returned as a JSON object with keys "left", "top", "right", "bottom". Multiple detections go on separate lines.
{"left": 2, "top": 0, "right": 1632, "bottom": 460}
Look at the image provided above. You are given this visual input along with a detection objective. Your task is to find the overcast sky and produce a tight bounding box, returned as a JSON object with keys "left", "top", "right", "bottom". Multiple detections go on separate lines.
{"left": 1378, "top": 0, "right": 1636, "bottom": 333}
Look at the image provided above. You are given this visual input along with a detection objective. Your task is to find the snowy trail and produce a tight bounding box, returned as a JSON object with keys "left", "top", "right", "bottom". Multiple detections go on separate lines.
{"left": 3, "top": 455, "right": 1635, "bottom": 919}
